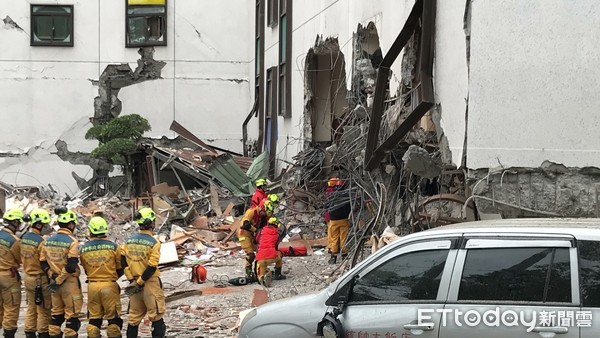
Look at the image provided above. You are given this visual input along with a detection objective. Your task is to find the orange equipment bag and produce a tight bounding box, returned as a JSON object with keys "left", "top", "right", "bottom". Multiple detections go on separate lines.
{"left": 190, "top": 264, "right": 207, "bottom": 283}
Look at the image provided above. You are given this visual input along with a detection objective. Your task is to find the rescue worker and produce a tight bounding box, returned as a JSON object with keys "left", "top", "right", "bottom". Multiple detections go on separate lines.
{"left": 325, "top": 177, "right": 351, "bottom": 264}
{"left": 121, "top": 207, "right": 166, "bottom": 338}
{"left": 0, "top": 209, "right": 23, "bottom": 338}
{"left": 251, "top": 178, "right": 268, "bottom": 207}
{"left": 40, "top": 208, "right": 83, "bottom": 338}
{"left": 80, "top": 217, "right": 123, "bottom": 338}
{"left": 258, "top": 193, "right": 280, "bottom": 210}
{"left": 255, "top": 216, "right": 286, "bottom": 286}
{"left": 20, "top": 208, "right": 52, "bottom": 338}
{"left": 238, "top": 200, "right": 275, "bottom": 281}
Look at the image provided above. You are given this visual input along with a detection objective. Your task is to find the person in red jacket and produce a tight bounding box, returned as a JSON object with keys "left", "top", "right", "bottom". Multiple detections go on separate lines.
{"left": 251, "top": 178, "right": 268, "bottom": 207}
{"left": 255, "top": 217, "right": 286, "bottom": 286}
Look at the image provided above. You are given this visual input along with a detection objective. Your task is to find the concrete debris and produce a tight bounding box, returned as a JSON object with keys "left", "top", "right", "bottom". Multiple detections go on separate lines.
{"left": 402, "top": 145, "right": 443, "bottom": 179}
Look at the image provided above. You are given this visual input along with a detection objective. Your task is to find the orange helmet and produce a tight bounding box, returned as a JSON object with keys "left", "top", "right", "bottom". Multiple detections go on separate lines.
{"left": 328, "top": 177, "right": 341, "bottom": 187}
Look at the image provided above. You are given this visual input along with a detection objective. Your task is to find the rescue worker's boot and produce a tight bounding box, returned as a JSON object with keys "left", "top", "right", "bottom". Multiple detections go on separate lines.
{"left": 25, "top": 332, "right": 37, "bottom": 338}
{"left": 38, "top": 333, "right": 50, "bottom": 338}
{"left": 328, "top": 254, "right": 337, "bottom": 264}
{"left": 151, "top": 319, "right": 166, "bottom": 338}
{"left": 3, "top": 329, "right": 16, "bottom": 338}
{"left": 273, "top": 267, "right": 287, "bottom": 280}
{"left": 48, "top": 333, "right": 63, "bottom": 338}
{"left": 126, "top": 325, "right": 138, "bottom": 338}
{"left": 260, "top": 270, "right": 273, "bottom": 287}
{"left": 245, "top": 266, "right": 257, "bottom": 283}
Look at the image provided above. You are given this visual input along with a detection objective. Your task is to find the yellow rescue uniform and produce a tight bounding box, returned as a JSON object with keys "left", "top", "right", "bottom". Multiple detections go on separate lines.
{"left": 20, "top": 229, "right": 51, "bottom": 335}
{"left": 40, "top": 228, "right": 82, "bottom": 338}
{"left": 0, "top": 228, "right": 21, "bottom": 332}
{"left": 238, "top": 207, "right": 262, "bottom": 268}
{"left": 80, "top": 238, "right": 123, "bottom": 338}
{"left": 121, "top": 230, "right": 165, "bottom": 326}
{"left": 327, "top": 218, "right": 349, "bottom": 255}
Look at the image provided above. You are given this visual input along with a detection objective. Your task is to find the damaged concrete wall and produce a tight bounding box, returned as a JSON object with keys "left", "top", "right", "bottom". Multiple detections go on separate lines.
{"left": 467, "top": 0, "right": 600, "bottom": 169}
{"left": 433, "top": 0, "right": 469, "bottom": 167}
{"left": 471, "top": 162, "right": 600, "bottom": 218}
{"left": 0, "top": 0, "right": 253, "bottom": 192}
{"left": 261, "top": 0, "right": 414, "bottom": 172}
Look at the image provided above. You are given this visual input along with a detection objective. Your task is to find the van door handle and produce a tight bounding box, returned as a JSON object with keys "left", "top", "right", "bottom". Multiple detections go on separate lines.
{"left": 403, "top": 323, "right": 434, "bottom": 331}
{"left": 531, "top": 326, "right": 568, "bottom": 334}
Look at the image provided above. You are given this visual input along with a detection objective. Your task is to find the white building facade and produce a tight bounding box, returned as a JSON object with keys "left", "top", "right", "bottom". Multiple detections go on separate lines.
{"left": 1, "top": 0, "right": 254, "bottom": 195}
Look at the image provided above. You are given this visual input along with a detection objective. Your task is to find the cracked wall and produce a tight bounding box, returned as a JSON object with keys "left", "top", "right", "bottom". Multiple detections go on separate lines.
{"left": 471, "top": 163, "right": 600, "bottom": 218}
{"left": 0, "top": 0, "right": 253, "bottom": 193}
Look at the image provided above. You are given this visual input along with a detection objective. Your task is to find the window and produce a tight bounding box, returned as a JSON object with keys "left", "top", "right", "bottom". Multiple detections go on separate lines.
{"left": 30, "top": 5, "right": 74, "bottom": 47}
{"left": 266, "top": 0, "right": 278, "bottom": 28}
{"left": 579, "top": 240, "right": 600, "bottom": 307}
{"left": 266, "top": 68, "right": 277, "bottom": 118}
{"left": 459, "top": 247, "right": 571, "bottom": 303}
{"left": 255, "top": 0, "right": 265, "bottom": 150}
{"left": 278, "top": 0, "right": 291, "bottom": 117}
{"left": 126, "top": 0, "right": 167, "bottom": 47}
{"left": 350, "top": 249, "right": 449, "bottom": 303}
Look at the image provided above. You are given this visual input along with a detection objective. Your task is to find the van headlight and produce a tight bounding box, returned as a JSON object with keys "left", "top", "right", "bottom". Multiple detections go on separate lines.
{"left": 239, "top": 308, "right": 257, "bottom": 330}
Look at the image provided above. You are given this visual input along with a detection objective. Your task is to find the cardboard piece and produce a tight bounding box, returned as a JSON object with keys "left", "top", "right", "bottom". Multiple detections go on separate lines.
{"left": 195, "top": 230, "right": 226, "bottom": 242}
{"left": 159, "top": 241, "right": 179, "bottom": 265}
{"left": 151, "top": 183, "right": 180, "bottom": 198}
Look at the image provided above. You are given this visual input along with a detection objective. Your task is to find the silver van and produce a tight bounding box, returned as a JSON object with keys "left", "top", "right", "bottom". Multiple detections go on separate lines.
{"left": 237, "top": 218, "right": 600, "bottom": 337}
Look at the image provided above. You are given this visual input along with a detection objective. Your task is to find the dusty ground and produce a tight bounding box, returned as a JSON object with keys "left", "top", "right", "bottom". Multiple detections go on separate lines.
{"left": 14, "top": 249, "right": 344, "bottom": 338}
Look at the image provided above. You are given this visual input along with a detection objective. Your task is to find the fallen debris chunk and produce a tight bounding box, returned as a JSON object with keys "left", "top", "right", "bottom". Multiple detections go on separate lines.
{"left": 209, "top": 182, "right": 222, "bottom": 216}
{"left": 190, "top": 216, "right": 209, "bottom": 229}
{"left": 165, "top": 289, "right": 203, "bottom": 303}
{"left": 159, "top": 241, "right": 179, "bottom": 265}
{"left": 251, "top": 289, "right": 269, "bottom": 307}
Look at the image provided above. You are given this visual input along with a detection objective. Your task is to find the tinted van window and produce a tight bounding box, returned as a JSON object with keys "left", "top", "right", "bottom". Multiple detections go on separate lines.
{"left": 459, "top": 247, "right": 571, "bottom": 303}
{"left": 350, "top": 249, "right": 448, "bottom": 303}
{"left": 579, "top": 240, "right": 600, "bottom": 307}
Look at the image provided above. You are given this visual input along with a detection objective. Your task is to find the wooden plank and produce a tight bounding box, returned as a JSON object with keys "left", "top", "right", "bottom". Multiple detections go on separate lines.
{"left": 165, "top": 289, "right": 203, "bottom": 303}
{"left": 220, "top": 219, "right": 240, "bottom": 244}
{"left": 222, "top": 202, "right": 235, "bottom": 217}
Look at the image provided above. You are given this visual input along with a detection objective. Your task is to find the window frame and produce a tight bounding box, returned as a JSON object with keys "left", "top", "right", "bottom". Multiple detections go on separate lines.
{"left": 255, "top": 0, "right": 265, "bottom": 153}
{"left": 266, "top": 0, "right": 278, "bottom": 28}
{"left": 447, "top": 236, "right": 580, "bottom": 306}
{"left": 125, "top": 0, "right": 167, "bottom": 48}
{"left": 277, "top": 0, "right": 291, "bottom": 117}
{"left": 30, "top": 4, "right": 74, "bottom": 47}
{"left": 578, "top": 239, "right": 600, "bottom": 308}
{"left": 327, "top": 238, "right": 458, "bottom": 306}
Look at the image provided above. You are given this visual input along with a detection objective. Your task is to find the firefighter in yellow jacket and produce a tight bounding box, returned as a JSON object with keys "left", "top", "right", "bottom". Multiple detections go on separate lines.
{"left": 20, "top": 208, "right": 52, "bottom": 338}
{"left": 238, "top": 200, "right": 276, "bottom": 281}
{"left": 40, "top": 208, "right": 83, "bottom": 338}
{"left": 0, "top": 209, "right": 23, "bottom": 338}
{"left": 121, "top": 207, "right": 166, "bottom": 338}
{"left": 80, "top": 217, "right": 124, "bottom": 338}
